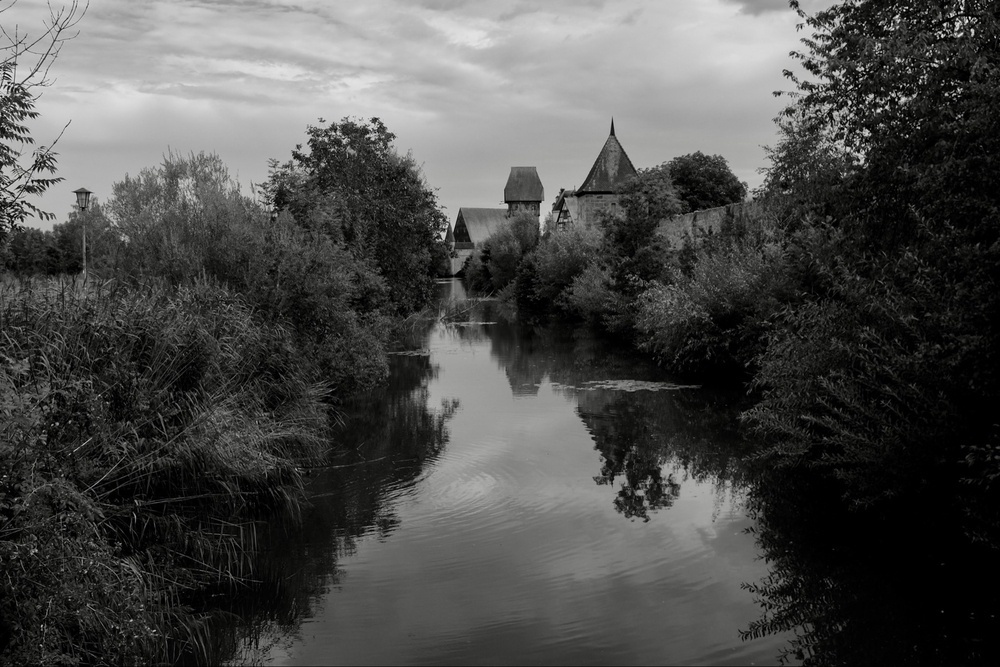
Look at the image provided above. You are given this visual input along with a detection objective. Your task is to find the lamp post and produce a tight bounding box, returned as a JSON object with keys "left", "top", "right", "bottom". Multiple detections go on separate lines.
{"left": 73, "top": 188, "right": 92, "bottom": 285}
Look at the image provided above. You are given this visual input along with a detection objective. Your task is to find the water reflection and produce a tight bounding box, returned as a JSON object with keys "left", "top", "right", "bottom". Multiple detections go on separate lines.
{"left": 743, "top": 466, "right": 1000, "bottom": 665}
{"left": 470, "top": 305, "right": 749, "bottom": 523}
{"left": 225, "top": 334, "right": 458, "bottom": 664}
{"left": 222, "top": 288, "right": 782, "bottom": 665}
{"left": 217, "top": 285, "right": 1000, "bottom": 665}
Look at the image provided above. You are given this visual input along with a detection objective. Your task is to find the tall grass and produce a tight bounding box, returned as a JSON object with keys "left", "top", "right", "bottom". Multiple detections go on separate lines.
{"left": 0, "top": 276, "right": 330, "bottom": 664}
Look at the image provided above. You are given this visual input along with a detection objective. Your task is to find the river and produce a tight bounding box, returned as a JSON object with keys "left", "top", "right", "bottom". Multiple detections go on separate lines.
{"left": 225, "top": 279, "right": 790, "bottom": 665}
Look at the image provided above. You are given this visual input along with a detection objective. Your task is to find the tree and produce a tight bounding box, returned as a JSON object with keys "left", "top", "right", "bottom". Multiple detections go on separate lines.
{"left": 477, "top": 212, "right": 539, "bottom": 292}
{"left": 666, "top": 152, "right": 747, "bottom": 214}
{"left": 748, "top": 0, "right": 1000, "bottom": 541}
{"left": 780, "top": 0, "right": 1000, "bottom": 249}
{"left": 55, "top": 198, "right": 113, "bottom": 275}
{"left": 1, "top": 1, "right": 85, "bottom": 240}
{"left": 266, "top": 117, "right": 449, "bottom": 314}
{"left": 605, "top": 164, "right": 682, "bottom": 285}
{"left": 0, "top": 224, "right": 52, "bottom": 273}
{"left": 757, "top": 111, "right": 855, "bottom": 227}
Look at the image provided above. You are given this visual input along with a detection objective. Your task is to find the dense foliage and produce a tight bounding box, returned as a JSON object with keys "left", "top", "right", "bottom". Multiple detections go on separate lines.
{"left": 464, "top": 212, "right": 540, "bottom": 296}
{"left": 667, "top": 151, "right": 747, "bottom": 213}
{"left": 1, "top": 201, "right": 114, "bottom": 275}
{"left": 265, "top": 117, "right": 449, "bottom": 315}
{"left": 107, "top": 151, "right": 389, "bottom": 392}
{"left": 461, "top": 4, "right": 1000, "bottom": 660}
{"left": 745, "top": 1, "right": 999, "bottom": 661}
{"left": 746, "top": 0, "right": 1000, "bottom": 515}
{"left": 0, "top": 280, "right": 329, "bottom": 664}
{"left": 3, "top": 40, "right": 447, "bottom": 662}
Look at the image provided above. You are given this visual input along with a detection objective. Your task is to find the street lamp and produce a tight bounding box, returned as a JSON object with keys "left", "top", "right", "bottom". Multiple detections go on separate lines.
{"left": 73, "top": 188, "right": 92, "bottom": 284}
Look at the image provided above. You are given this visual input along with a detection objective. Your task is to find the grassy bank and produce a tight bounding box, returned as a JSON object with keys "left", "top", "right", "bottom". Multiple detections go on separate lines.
{"left": 1, "top": 138, "right": 450, "bottom": 662}
{"left": 0, "top": 276, "right": 335, "bottom": 663}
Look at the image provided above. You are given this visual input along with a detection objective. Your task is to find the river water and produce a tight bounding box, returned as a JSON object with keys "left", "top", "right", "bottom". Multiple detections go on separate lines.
{"left": 229, "top": 280, "right": 789, "bottom": 665}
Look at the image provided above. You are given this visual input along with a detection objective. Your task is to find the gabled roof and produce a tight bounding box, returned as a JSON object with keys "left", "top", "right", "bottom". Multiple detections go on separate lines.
{"left": 552, "top": 188, "right": 576, "bottom": 211}
{"left": 578, "top": 120, "right": 637, "bottom": 194}
{"left": 455, "top": 207, "right": 508, "bottom": 245}
{"left": 504, "top": 166, "right": 544, "bottom": 203}
{"left": 552, "top": 189, "right": 582, "bottom": 225}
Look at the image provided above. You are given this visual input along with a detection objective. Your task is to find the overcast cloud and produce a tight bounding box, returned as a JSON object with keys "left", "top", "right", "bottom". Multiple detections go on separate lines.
{"left": 11, "top": 0, "right": 830, "bottom": 228}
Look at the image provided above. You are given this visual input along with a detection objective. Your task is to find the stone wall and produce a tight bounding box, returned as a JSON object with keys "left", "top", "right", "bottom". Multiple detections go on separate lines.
{"left": 655, "top": 201, "right": 764, "bottom": 248}
{"left": 575, "top": 193, "right": 622, "bottom": 227}
{"left": 508, "top": 201, "right": 541, "bottom": 218}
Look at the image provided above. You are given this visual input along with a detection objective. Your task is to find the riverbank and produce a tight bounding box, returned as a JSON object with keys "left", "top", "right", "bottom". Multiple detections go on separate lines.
{"left": 0, "top": 276, "right": 352, "bottom": 663}
{"left": 224, "top": 293, "right": 786, "bottom": 665}
{"left": 458, "top": 181, "right": 1000, "bottom": 663}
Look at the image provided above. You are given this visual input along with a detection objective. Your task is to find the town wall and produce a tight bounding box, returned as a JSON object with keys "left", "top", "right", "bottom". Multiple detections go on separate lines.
{"left": 655, "top": 201, "right": 765, "bottom": 247}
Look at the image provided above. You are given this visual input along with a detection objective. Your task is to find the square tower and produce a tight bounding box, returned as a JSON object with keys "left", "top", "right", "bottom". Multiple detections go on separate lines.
{"left": 504, "top": 166, "right": 544, "bottom": 219}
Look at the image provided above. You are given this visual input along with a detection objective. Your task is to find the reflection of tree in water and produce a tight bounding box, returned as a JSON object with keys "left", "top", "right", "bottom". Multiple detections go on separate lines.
{"left": 486, "top": 319, "right": 549, "bottom": 396}
{"left": 489, "top": 318, "right": 673, "bottom": 399}
{"left": 585, "top": 391, "right": 682, "bottom": 521}
{"left": 217, "top": 347, "right": 458, "bottom": 664}
{"left": 579, "top": 388, "right": 747, "bottom": 521}
{"left": 742, "top": 467, "right": 1000, "bottom": 666}
{"left": 482, "top": 313, "right": 750, "bottom": 522}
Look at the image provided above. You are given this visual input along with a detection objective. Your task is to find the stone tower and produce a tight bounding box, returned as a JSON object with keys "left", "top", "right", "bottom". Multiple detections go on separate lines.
{"left": 503, "top": 166, "right": 544, "bottom": 219}
{"left": 573, "top": 119, "right": 637, "bottom": 225}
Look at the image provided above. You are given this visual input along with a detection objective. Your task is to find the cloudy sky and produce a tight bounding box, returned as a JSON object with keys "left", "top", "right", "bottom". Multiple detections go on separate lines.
{"left": 11, "top": 0, "right": 827, "bottom": 230}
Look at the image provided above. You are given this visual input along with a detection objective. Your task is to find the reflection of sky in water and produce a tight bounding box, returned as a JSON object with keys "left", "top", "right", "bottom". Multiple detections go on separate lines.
{"left": 265, "top": 317, "right": 784, "bottom": 666}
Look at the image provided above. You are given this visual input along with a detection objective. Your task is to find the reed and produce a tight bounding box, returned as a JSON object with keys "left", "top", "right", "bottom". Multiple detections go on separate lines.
{"left": 0, "top": 275, "right": 331, "bottom": 664}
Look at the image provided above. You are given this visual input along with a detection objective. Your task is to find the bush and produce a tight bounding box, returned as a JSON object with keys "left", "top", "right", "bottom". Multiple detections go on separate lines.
{"left": 525, "top": 224, "right": 604, "bottom": 313}
{"left": 635, "top": 238, "right": 784, "bottom": 379}
{"left": 744, "top": 231, "right": 1000, "bottom": 527}
{"left": 106, "top": 152, "right": 388, "bottom": 392}
{"left": 462, "top": 213, "right": 540, "bottom": 295}
{"left": 0, "top": 278, "right": 329, "bottom": 664}
{"left": 563, "top": 262, "right": 621, "bottom": 328}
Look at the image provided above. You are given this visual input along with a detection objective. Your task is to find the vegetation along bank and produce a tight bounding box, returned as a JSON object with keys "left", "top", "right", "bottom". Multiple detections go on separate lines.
{"left": 3, "top": 0, "right": 1000, "bottom": 663}
{"left": 461, "top": 1, "right": 1000, "bottom": 662}
{"left": 3, "top": 9, "right": 450, "bottom": 657}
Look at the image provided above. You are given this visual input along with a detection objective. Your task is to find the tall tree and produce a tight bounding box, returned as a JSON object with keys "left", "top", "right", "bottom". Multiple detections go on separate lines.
{"left": 781, "top": 0, "right": 1000, "bottom": 248}
{"left": 666, "top": 152, "right": 747, "bottom": 214}
{"left": 749, "top": 0, "right": 1000, "bottom": 536}
{"left": 0, "top": 1, "right": 85, "bottom": 240}
{"left": 266, "top": 117, "right": 449, "bottom": 314}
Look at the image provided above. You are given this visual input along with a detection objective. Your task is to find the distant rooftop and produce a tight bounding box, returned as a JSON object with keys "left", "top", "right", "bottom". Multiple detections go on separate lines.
{"left": 504, "top": 166, "right": 544, "bottom": 203}
{"left": 454, "top": 207, "right": 509, "bottom": 245}
{"left": 578, "top": 120, "right": 637, "bottom": 194}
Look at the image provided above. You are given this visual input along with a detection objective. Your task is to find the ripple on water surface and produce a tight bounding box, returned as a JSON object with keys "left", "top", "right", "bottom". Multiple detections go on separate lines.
{"left": 251, "top": 313, "right": 788, "bottom": 666}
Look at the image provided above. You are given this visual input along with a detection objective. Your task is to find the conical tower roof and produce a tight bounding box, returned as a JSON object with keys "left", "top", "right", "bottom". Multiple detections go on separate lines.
{"left": 578, "top": 119, "right": 637, "bottom": 194}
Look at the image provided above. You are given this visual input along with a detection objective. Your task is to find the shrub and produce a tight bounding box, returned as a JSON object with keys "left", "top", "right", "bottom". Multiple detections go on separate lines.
{"left": 635, "top": 239, "right": 784, "bottom": 379}
{"left": 526, "top": 224, "right": 604, "bottom": 313}
{"left": 744, "top": 233, "right": 1000, "bottom": 527}
{"left": 106, "top": 152, "right": 388, "bottom": 392}
{"left": 462, "top": 213, "right": 540, "bottom": 295}
{"left": 0, "top": 278, "right": 329, "bottom": 664}
{"left": 563, "top": 262, "right": 621, "bottom": 328}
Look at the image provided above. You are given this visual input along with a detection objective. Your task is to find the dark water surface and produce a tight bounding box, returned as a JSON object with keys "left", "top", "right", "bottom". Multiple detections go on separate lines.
{"left": 231, "top": 281, "right": 788, "bottom": 665}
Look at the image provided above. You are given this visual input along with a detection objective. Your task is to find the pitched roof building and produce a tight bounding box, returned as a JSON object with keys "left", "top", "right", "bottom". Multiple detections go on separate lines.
{"left": 452, "top": 207, "right": 509, "bottom": 249}
{"left": 578, "top": 119, "right": 637, "bottom": 195}
{"left": 553, "top": 120, "right": 637, "bottom": 227}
